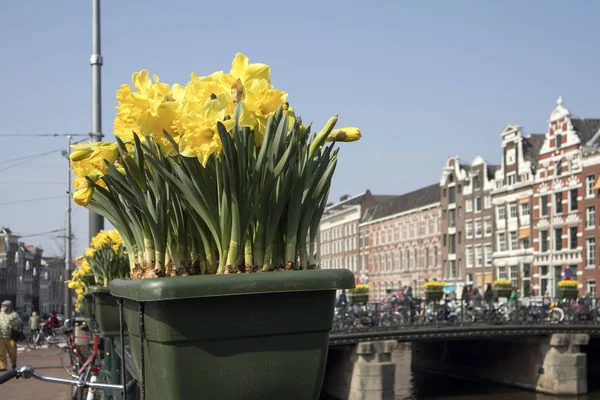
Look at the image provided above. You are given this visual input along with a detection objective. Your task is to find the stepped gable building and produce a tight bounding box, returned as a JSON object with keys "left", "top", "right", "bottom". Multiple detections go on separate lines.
{"left": 360, "top": 184, "right": 441, "bottom": 301}
{"left": 491, "top": 124, "right": 545, "bottom": 296}
{"left": 532, "top": 97, "right": 600, "bottom": 297}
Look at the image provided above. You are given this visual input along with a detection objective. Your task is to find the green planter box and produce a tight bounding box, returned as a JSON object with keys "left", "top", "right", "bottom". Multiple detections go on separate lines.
{"left": 559, "top": 288, "right": 578, "bottom": 299}
{"left": 109, "top": 269, "right": 354, "bottom": 400}
{"left": 348, "top": 294, "right": 369, "bottom": 304}
{"left": 79, "top": 292, "right": 94, "bottom": 319}
{"left": 425, "top": 291, "right": 444, "bottom": 301}
{"left": 493, "top": 288, "right": 512, "bottom": 298}
{"left": 89, "top": 286, "right": 122, "bottom": 337}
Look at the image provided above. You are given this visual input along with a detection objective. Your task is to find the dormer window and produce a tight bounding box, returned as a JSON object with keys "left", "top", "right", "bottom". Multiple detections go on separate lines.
{"left": 556, "top": 134, "right": 563, "bottom": 148}
{"left": 474, "top": 176, "right": 481, "bottom": 190}
{"left": 507, "top": 173, "right": 516, "bottom": 185}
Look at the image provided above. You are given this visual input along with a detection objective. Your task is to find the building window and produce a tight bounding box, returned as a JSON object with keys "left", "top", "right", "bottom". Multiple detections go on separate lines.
{"left": 587, "top": 280, "right": 596, "bottom": 296}
{"left": 485, "top": 195, "right": 491, "bottom": 209}
{"left": 485, "top": 245, "right": 492, "bottom": 266}
{"left": 458, "top": 231, "right": 462, "bottom": 244}
{"left": 466, "top": 247, "right": 473, "bottom": 267}
{"left": 555, "top": 228, "right": 563, "bottom": 251}
{"left": 522, "top": 237, "right": 530, "bottom": 249}
{"left": 425, "top": 247, "right": 430, "bottom": 268}
{"left": 507, "top": 174, "right": 516, "bottom": 185}
{"left": 521, "top": 201, "right": 530, "bottom": 216}
{"left": 474, "top": 176, "right": 481, "bottom": 189}
{"left": 406, "top": 250, "right": 410, "bottom": 269}
{"left": 443, "top": 234, "right": 447, "bottom": 247}
{"left": 414, "top": 249, "right": 418, "bottom": 268}
{"left": 484, "top": 218, "right": 492, "bottom": 236}
{"left": 557, "top": 134, "right": 563, "bottom": 148}
{"left": 570, "top": 227, "right": 578, "bottom": 250}
{"left": 586, "top": 175, "right": 595, "bottom": 198}
{"left": 541, "top": 230, "right": 548, "bottom": 252}
{"left": 466, "top": 200, "right": 473, "bottom": 212}
{"left": 466, "top": 221, "right": 473, "bottom": 238}
{"left": 556, "top": 160, "right": 562, "bottom": 176}
{"left": 498, "top": 266, "right": 507, "bottom": 280}
{"left": 509, "top": 202, "right": 517, "bottom": 219}
{"left": 398, "top": 252, "right": 403, "bottom": 269}
{"left": 587, "top": 206, "right": 595, "bottom": 228}
{"left": 475, "top": 197, "right": 482, "bottom": 212}
{"left": 498, "top": 233, "right": 507, "bottom": 252}
{"left": 510, "top": 265, "right": 518, "bottom": 288}
{"left": 555, "top": 192, "right": 563, "bottom": 214}
{"left": 433, "top": 246, "right": 438, "bottom": 266}
{"left": 541, "top": 195, "right": 548, "bottom": 217}
{"left": 498, "top": 205, "right": 505, "bottom": 220}
{"left": 510, "top": 231, "right": 517, "bottom": 250}
{"left": 449, "top": 209, "right": 456, "bottom": 228}
{"left": 570, "top": 189, "right": 578, "bottom": 212}
{"left": 449, "top": 186, "right": 456, "bottom": 204}
{"left": 449, "top": 234, "right": 456, "bottom": 254}
{"left": 475, "top": 246, "right": 483, "bottom": 267}
{"left": 475, "top": 220, "right": 482, "bottom": 237}
{"left": 587, "top": 238, "right": 596, "bottom": 267}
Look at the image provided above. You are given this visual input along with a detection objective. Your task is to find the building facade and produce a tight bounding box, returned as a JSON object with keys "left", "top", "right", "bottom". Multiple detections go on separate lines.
{"left": 360, "top": 184, "right": 441, "bottom": 301}
{"left": 40, "top": 257, "right": 65, "bottom": 317}
{"left": 318, "top": 191, "right": 393, "bottom": 280}
{"left": 0, "top": 227, "right": 20, "bottom": 307}
{"left": 440, "top": 156, "right": 498, "bottom": 295}
{"left": 491, "top": 124, "right": 544, "bottom": 296}
{"left": 532, "top": 98, "right": 600, "bottom": 297}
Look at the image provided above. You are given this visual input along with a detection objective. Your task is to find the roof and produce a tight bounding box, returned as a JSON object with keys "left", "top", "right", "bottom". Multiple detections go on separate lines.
{"left": 572, "top": 119, "right": 600, "bottom": 145}
{"left": 522, "top": 134, "right": 545, "bottom": 167}
{"left": 486, "top": 165, "right": 500, "bottom": 180}
{"left": 324, "top": 192, "right": 367, "bottom": 213}
{"left": 362, "top": 184, "right": 440, "bottom": 223}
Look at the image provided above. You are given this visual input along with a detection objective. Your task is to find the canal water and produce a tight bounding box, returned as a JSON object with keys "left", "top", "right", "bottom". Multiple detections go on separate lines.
{"left": 392, "top": 344, "right": 600, "bottom": 400}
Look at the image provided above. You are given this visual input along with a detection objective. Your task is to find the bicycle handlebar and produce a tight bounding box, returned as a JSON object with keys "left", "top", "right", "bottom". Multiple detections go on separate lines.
{"left": 0, "top": 366, "right": 124, "bottom": 391}
{"left": 0, "top": 369, "right": 18, "bottom": 384}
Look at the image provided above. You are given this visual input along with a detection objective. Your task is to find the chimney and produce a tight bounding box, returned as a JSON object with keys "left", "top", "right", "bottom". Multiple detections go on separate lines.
{"left": 339, "top": 194, "right": 351, "bottom": 202}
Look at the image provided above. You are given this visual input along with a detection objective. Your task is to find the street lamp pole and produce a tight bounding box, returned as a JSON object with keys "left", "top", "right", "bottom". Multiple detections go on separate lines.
{"left": 64, "top": 136, "right": 73, "bottom": 319}
{"left": 89, "top": 0, "right": 104, "bottom": 240}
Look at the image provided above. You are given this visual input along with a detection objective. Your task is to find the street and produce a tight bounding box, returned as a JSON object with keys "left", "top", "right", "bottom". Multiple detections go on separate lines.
{"left": 0, "top": 345, "right": 72, "bottom": 399}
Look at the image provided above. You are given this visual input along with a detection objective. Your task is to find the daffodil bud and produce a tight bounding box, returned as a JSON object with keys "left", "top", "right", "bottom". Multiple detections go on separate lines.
{"left": 326, "top": 127, "right": 362, "bottom": 142}
{"left": 309, "top": 115, "right": 338, "bottom": 157}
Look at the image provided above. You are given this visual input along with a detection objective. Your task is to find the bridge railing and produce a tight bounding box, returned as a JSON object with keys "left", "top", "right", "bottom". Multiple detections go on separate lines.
{"left": 332, "top": 296, "right": 600, "bottom": 334}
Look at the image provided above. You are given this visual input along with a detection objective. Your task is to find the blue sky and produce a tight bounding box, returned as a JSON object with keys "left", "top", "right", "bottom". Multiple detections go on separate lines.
{"left": 0, "top": 0, "right": 598, "bottom": 257}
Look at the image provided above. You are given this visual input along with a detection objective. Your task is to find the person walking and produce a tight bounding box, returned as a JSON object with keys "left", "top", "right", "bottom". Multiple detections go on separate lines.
{"left": 29, "top": 311, "right": 40, "bottom": 334}
{"left": 0, "top": 300, "right": 21, "bottom": 371}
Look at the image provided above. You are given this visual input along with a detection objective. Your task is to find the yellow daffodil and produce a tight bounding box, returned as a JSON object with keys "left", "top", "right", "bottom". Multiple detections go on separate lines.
{"left": 219, "top": 53, "right": 271, "bottom": 103}
{"left": 326, "top": 127, "right": 362, "bottom": 142}
{"left": 179, "top": 94, "right": 236, "bottom": 165}
{"left": 238, "top": 79, "right": 288, "bottom": 146}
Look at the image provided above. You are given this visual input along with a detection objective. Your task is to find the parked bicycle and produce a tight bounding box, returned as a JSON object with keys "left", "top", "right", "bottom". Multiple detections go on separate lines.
{"left": 26, "top": 322, "right": 68, "bottom": 350}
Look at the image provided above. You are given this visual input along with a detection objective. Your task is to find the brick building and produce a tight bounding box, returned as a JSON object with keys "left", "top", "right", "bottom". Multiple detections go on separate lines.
{"left": 40, "top": 257, "right": 65, "bottom": 317}
{"left": 318, "top": 191, "right": 394, "bottom": 279}
{"left": 491, "top": 124, "right": 544, "bottom": 296}
{"left": 360, "top": 184, "right": 441, "bottom": 301}
{"left": 532, "top": 97, "right": 600, "bottom": 297}
{"left": 440, "top": 156, "right": 498, "bottom": 295}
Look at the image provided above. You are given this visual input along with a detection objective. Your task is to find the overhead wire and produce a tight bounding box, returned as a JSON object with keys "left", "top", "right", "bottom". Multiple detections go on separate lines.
{"left": 19, "top": 228, "right": 66, "bottom": 238}
{"left": 0, "top": 195, "right": 63, "bottom": 206}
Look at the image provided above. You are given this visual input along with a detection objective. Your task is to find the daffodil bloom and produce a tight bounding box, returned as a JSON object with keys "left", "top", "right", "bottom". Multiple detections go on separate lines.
{"left": 179, "top": 94, "right": 236, "bottom": 165}
{"left": 69, "top": 143, "right": 95, "bottom": 162}
{"left": 238, "top": 79, "right": 288, "bottom": 146}
{"left": 72, "top": 174, "right": 102, "bottom": 206}
{"left": 326, "top": 127, "right": 362, "bottom": 142}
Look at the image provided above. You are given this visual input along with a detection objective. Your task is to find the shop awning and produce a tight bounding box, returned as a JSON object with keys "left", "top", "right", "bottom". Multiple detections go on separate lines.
{"left": 595, "top": 176, "right": 600, "bottom": 190}
{"left": 519, "top": 198, "right": 530, "bottom": 204}
{"left": 519, "top": 228, "right": 530, "bottom": 238}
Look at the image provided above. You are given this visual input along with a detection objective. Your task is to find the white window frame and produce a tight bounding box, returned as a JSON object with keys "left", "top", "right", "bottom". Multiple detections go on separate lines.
{"left": 498, "top": 232, "right": 507, "bottom": 252}
{"left": 475, "top": 246, "right": 483, "bottom": 267}
{"left": 509, "top": 202, "right": 518, "bottom": 219}
{"left": 498, "top": 266, "right": 507, "bottom": 280}
{"left": 485, "top": 245, "right": 492, "bottom": 266}
{"left": 484, "top": 195, "right": 491, "bottom": 209}
{"left": 498, "top": 205, "right": 506, "bottom": 220}
{"left": 466, "top": 246, "right": 473, "bottom": 268}
{"left": 507, "top": 173, "right": 516, "bottom": 185}
{"left": 484, "top": 218, "right": 492, "bottom": 237}
{"left": 466, "top": 220, "right": 473, "bottom": 239}
{"left": 586, "top": 238, "right": 596, "bottom": 267}
{"left": 475, "top": 220, "right": 482, "bottom": 238}
{"left": 587, "top": 206, "right": 595, "bottom": 228}
{"left": 586, "top": 174, "right": 595, "bottom": 198}
{"left": 466, "top": 200, "right": 473, "bottom": 212}
{"left": 510, "top": 231, "right": 517, "bottom": 250}
{"left": 521, "top": 202, "right": 530, "bottom": 216}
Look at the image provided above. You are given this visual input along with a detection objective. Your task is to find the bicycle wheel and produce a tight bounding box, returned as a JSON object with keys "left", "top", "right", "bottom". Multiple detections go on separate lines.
{"left": 550, "top": 308, "right": 564, "bottom": 324}
{"left": 59, "top": 346, "right": 78, "bottom": 377}
{"left": 26, "top": 334, "right": 41, "bottom": 350}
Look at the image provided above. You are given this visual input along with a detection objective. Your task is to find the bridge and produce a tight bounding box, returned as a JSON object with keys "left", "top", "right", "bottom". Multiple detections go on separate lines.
{"left": 323, "top": 319, "right": 599, "bottom": 399}
{"left": 329, "top": 322, "right": 600, "bottom": 345}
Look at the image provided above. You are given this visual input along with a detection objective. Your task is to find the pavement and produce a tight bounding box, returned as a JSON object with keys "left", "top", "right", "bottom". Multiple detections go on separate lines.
{"left": 0, "top": 345, "right": 72, "bottom": 399}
